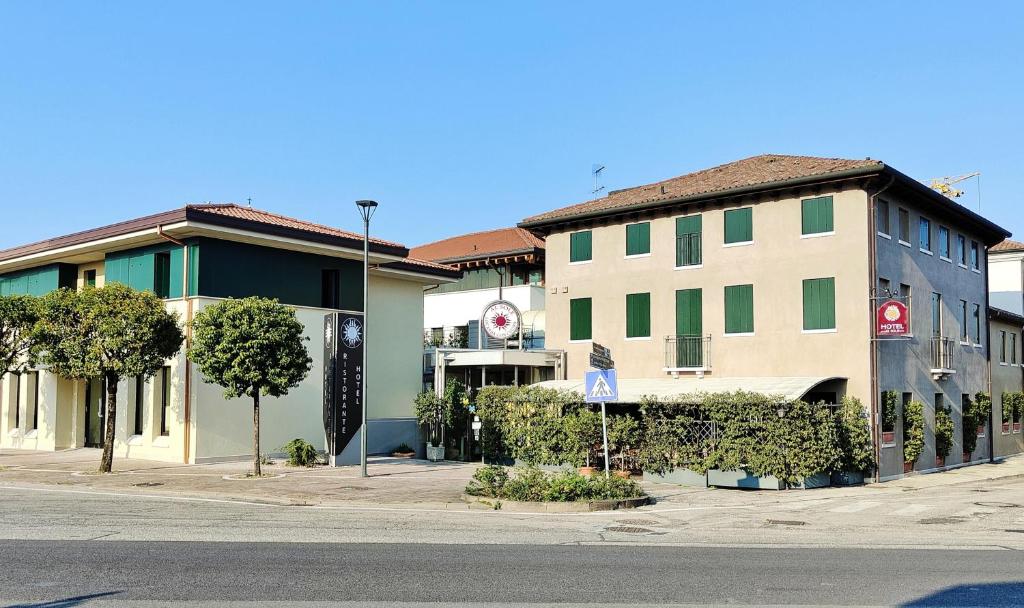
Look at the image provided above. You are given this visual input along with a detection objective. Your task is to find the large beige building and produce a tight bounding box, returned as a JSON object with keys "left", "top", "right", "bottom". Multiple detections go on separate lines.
{"left": 521, "top": 154, "right": 1009, "bottom": 480}
{"left": 0, "top": 204, "right": 457, "bottom": 464}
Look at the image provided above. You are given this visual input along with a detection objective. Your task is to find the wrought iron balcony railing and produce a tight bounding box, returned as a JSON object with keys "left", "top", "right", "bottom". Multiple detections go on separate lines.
{"left": 930, "top": 336, "right": 956, "bottom": 377}
{"left": 665, "top": 335, "right": 711, "bottom": 371}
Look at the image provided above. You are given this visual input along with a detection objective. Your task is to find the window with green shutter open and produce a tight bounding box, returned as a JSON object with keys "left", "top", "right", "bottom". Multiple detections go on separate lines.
{"left": 626, "top": 292, "right": 650, "bottom": 338}
{"left": 675, "top": 215, "right": 702, "bottom": 266}
{"left": 625, "top": 222, "right": 650, "bottom": 256}
{"left": 724, "top": 284, "right": 754, "bottom": 334}
{"left": 724, "top": 208, "right": 752, "bottom": 244}
{"left": 801, "top": 196, "right": 834, "bottom": 235}
{"left": 570, "top": 297, "right": 592, "bottom": 341}
{"left": 569, "top": 230, "right": 592, "bottom": 263}
{"left": 802, "top": 277, "right": 836, "bottom": 331}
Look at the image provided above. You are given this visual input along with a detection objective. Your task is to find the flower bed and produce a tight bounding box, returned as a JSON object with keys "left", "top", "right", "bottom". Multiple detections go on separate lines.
{"left": 466, "top": 465, "right": 646, "bottom": 504}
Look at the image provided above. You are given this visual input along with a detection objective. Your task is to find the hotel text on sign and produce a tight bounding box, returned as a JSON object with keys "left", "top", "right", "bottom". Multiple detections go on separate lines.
{"left": 876, "top": 300, "right": 909, "bottom": 336}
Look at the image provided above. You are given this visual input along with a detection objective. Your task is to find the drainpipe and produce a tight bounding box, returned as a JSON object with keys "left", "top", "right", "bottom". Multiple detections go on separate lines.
{"left": 157, "top": 226, "right": 192, "bottom": 464}
{"left": 867, "top": 175, "right": 895, "bottom": 483}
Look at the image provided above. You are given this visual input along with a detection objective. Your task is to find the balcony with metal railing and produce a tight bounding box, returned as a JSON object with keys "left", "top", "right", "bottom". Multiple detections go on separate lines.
{"left": 930, "top": 336, "right": 956, "bottom": 380}
{"left": 664, "top": 335, "right": 711, "bottom": 375}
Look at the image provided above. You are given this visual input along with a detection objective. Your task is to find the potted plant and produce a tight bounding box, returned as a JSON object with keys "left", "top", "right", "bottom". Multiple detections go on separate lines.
{"left": 414, "top": 391, "right": 445, "bottom": 462}
{"left": 935, "top": 405, "right": 953, "bottom": 468}
{"left": 564, "top": 407, "right": 602, "bottom": 476}
{"left": 880, "top": 391, "right": 899, "bottom": 445}
{"left": 607, "top": 414, "right": 641, "bottom": 479}
{"left": 391, "top": 443, "right": 415, "bottom": 458}
{"left": 832, "top": 397, "right": 874, "bottom": 485}
{"left": 903, "top": 400, "right": 925, "bottom": 473}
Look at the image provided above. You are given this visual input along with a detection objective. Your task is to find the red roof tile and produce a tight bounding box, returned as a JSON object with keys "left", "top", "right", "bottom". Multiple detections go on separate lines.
{"left": 189, "top": 203, "right": 403, "bottom": 248}
{"left": 410, "top": 227, "right": 544, "bottom": 263}
{"left": 521, "top": 154, "right": 883, "bottom": 225}
{"left": 991, "top": 239, "right": 1024, "bottom": 253}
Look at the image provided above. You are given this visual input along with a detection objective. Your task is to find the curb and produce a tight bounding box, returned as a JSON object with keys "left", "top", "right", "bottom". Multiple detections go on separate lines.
{"left": 461, "top": 493, "right": 651, "bottom": 512}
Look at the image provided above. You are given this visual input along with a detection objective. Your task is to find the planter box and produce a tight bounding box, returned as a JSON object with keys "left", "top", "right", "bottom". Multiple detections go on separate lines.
{"left": 648, "top": 468, "right": 708, "bottom": 488}
{"left": 830, "top": 471, "right": 865, "bottom": 486}
{"left": 977, "top": 425, "right": 986, "bottom": 437}
{"left": 426, "top": 444, "right": 445, "bottom": 462}
{"left": 904, "top": 461, "right": 914, "bottom": 473}
{"left": 935, "top": 455, "right": 945, "bottom": 468}
{"left": 1003, "top": 423, "right": 1011, "bottom": 434}
{"left": 1015, "top": 423, "right": 1022, "bottom": 433}
{"left": 707, "top": 468, "right": 830, "bottom": 490}
{"left": 963, "top": 452, "right": 971, "bottom": 463}
{"left": 882, "top": 431, "right": 896, "bottom": 444}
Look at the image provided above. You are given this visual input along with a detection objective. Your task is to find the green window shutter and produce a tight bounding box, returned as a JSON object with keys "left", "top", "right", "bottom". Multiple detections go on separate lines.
{"left": 675, "top": 215, "right": 702, "bottom": 266}
{"left": 724, "top": 208, "right": 752, "bottom": 244}
{"left": 626, "top": 223, "right": 650, "bottom": 256}
{"left": 803, "top": 277, "right": 836, "bottom": 330}
{"left": 626, "top": 292, "right": 650, "bottom": 338}
{"left": 801, "top": 196, "right": 834, "bottom": 235}
{"left": 570, "top": 297, "right": 592, "bottom": 341}
{"left": 724, "top": 284, "right": 754, "bottom": 334}
{"left": 569, "top": 231, "right": 592, "bottom": 263}
{"left": 675, "top": 288, "right": 702, "bottom": 336}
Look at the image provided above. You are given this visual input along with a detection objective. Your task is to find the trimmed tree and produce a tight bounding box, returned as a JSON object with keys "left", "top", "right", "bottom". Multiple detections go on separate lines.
{"left": 0, "top": 295, "right": 40, "bottom": 375}
{"left": 188, "top": 297, "right": 311, "bottom": 476}
{"left": 34, "top": 284, "right": 184, "bottom": 473}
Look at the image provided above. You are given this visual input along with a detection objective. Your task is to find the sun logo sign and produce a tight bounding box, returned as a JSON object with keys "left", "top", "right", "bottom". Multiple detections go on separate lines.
{"left": 482, "top": 300, "right": 521, "bottom": 340}
{"left": 341, "top": 317, "right": 363, "bottom": 348}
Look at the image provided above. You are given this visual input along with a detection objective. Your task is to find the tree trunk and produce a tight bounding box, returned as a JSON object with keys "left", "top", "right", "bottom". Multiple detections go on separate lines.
{"left": 100, "top": 372, "right": 118, "bottom": 473}
{"left": 252, "top": 391, "right": 261, "bottom": 477}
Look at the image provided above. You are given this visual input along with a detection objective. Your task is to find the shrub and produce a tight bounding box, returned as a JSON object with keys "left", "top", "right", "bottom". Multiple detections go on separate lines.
{"left": 466, "top": 466, "right": 645, "bottom": 502}
{"left": 394, "top": 443, "right": 414, "bottom": 454}
{"left": 414, "top": 391, "right": 444, "bottom": 445}
{"left": 282, "top": 438, "right": 320, "bottom": 467}
{"left": 935, "top": 405, "right": 954, "bottom": 459}
{"left": 562, "top": 407, "right": 602, "bottom": 467}
{"left": 637, "top": 397, "right": 699, "bottom": 475}
{"left": 606, "top": 415, "right": 641, "bottom": 471}
{"left": 903, "top": 400, "right": 926, "bottom": 465}
{"left": 881, "top": 390, "right": 899, "bottom": 432}
{"left": 475, "top": 385, "right": 585, "bottom": 466}
{"left": 466, "top": 465, "right": 508, "bottom": 498}
{"left": 835, "top": 397, "right": 875, "bottom": 473}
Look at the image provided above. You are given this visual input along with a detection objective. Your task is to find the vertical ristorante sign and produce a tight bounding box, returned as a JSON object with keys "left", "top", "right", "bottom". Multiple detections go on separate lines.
{"left": 323, "top": 311, "right": 364, "bottom": 462}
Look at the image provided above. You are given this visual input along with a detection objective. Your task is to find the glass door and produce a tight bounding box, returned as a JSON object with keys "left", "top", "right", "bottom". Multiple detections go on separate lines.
{"left": 84, "top": 377, "right": 105, "bottom": 447}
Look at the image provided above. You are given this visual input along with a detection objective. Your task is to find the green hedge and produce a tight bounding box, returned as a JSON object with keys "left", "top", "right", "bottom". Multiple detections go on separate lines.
{"left": 466, "top": 465, "right": 644, "bottom": 502}
{"left": 476, "top": 386, "right": 869, "bottom": 487}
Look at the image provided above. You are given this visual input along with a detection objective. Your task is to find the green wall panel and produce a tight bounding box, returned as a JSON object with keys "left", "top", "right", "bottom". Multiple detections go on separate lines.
{"left": 105, "top": 242, "right": 185, "bottom": 298}
{"left": 0, "top": 264, "right": 76, "bottom": 296}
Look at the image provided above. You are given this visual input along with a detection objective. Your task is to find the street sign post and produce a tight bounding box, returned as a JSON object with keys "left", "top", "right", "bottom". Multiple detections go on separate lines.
{"left": 585, "top": 368, "right": 618, "bottom": 476}
{"left": 589, "top": 342, "right": 614, "bottom": 370}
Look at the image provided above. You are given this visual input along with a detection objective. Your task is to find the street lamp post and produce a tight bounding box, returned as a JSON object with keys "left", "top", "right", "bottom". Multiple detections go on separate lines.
{"left": 356, "top": 199, "right": 378, "bottom": 478}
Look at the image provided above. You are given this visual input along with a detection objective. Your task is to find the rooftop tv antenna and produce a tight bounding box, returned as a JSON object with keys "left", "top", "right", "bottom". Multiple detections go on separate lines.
{"left": 592, "top": 164, "right": 606, "bottom": 195}
{"left": 246, "top": 197, "right": 253, "bottom": 207}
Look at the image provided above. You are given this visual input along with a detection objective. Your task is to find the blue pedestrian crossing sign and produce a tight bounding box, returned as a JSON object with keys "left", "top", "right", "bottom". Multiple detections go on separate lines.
{"left": 585, "top": 369, "right": 618, "bottom": 403}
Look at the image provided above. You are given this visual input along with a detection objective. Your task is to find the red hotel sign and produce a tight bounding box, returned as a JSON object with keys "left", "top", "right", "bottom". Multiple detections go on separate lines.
{"left": 876, "top": 300, "right": 909, "bottom": 336}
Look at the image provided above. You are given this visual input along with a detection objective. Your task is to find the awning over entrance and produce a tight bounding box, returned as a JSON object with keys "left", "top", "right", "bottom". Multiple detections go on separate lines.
{"left": 438, "top": 348, "right": 564, "bottom": 368}
{"left": 531, "top": 376, "right": 846, "bottom": 402}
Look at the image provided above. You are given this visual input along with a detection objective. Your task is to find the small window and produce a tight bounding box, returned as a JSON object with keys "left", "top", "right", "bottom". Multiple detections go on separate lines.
{"left": 876, "top": 199, "right": 890, "bottom": 235}
{"left": 880, "top": 391, "right": 896, "bottom": 434}
{"left": 931, "top": 292, "right": 942, "bottom": 337}
{"left": 972, "top": 304, "right": 981, "bottom": 344}
{"left": 675, "top": 215, "right": 702, "bottom": 267}
{"left": 970, "top": 241, "right": 980, "bottom": 270}
{"left": 900, "top": 283, "right": 912, "bottom": 328}
{"left": 430, "top": 327, "right": 443, "bottom": 345}
{"left": 154, "top": 252, "right": 171, "bottom": 298}
{"left": 1013, "top": 332, "right": 1018, "bottom": 365}
{"left": 625, "top": 222, "right": 650, "bottom": 256}
{"left": 625, "top": 293, "right": 650, "bottom": 338}
{"left": 938, "top": 226, "right": 950, "bottom": 259}
{"left": 724, "top": 284, "right": 754, "bottom": 334}
{"left": 1002, "top": 393, "right": 1012, "bottom": 427}
{"left": 569, "top": 231, "right": 592, "bottom": 263}
{"left": 802, "top": 277, "right": 836, "bottom": 331}
{"left": 919, "top": 217, "right": 931, "bottom": 252}
{"left": 898, "top": 208, "right": 911, "bottom": 242}
{"left": 801, "top": 196, "right": 834, "bottom": 235}
{"left": 959, "top": 300, "right": 968, "bottom": 341}
{"left": 84, "top": 269, "right": 97, "bottom": 288}
{"left": 13, "top": 372, "right": 20, "bottom": 430}
{"left": 878, "top": 277, "right": 890, "bottom": 297}
{"left": 134, "top": 375, "right": 145, "bottom": 436}
{"left": 1000, "top": 331, "right": 1007, "bottom": 363}
{"left": 26, "top": 371, "right": 39, "bottom": 431}
{"left": 321, "top": 269, "right": 341, "bottom": 309}
{"left": 569, "top": 298, "right": 592, "bottom": 341}
{"left": 957, "top": 235, "right": 966, "bottom": 266}
{"left": 724, "top": 208, "right": 753, "bottom": 244}
{"left": 160, "top": 367, "right": 171, "bottom": 437}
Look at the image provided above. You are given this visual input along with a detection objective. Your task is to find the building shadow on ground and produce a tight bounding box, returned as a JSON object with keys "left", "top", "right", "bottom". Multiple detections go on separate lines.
{"left": 902, "top": 582, "right": 1024, "bottom": 606}
{"left": 5, "top": 591, "right": 121, "bottom": 608}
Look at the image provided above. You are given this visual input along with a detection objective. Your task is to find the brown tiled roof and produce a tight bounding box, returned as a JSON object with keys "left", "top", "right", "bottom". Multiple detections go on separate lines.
{"left": 410, "top": 227, "right": 544, "bottom": 263}
{"left": 189, "top": 203, "right": 403, "bottom": 248}
{"left": 521, "top": 154, "right": 883, "bottom": 226}
{"left": 992, "top": 239, "right": 1024, "bottom": 253}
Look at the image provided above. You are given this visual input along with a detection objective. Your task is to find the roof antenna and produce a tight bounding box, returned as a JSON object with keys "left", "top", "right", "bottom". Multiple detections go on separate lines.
{"left": 246, "top": 197, "right": 253, "bottom": 207}
{"left": 592, "top": 164, "right": 606, "bottom": 195}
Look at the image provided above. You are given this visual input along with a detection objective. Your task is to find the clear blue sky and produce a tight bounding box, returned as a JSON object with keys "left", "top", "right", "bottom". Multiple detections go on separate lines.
{"left": 1, "top": 2, "right": 1021, "bottom": 250}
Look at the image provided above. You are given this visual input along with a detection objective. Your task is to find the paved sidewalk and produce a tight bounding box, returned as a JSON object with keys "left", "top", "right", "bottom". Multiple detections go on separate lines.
{"left": 2, "top": 447, "right": 1023, "bottom": 511}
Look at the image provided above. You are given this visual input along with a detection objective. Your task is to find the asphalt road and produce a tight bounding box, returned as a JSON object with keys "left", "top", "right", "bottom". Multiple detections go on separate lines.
{"left": 1, "top": 540, "right": 1023, "bottom": 607}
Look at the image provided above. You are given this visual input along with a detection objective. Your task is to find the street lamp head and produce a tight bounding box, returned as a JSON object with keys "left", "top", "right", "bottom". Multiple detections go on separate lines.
{"left": 356, "top": 199, "right": 379, "bottom": 223}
